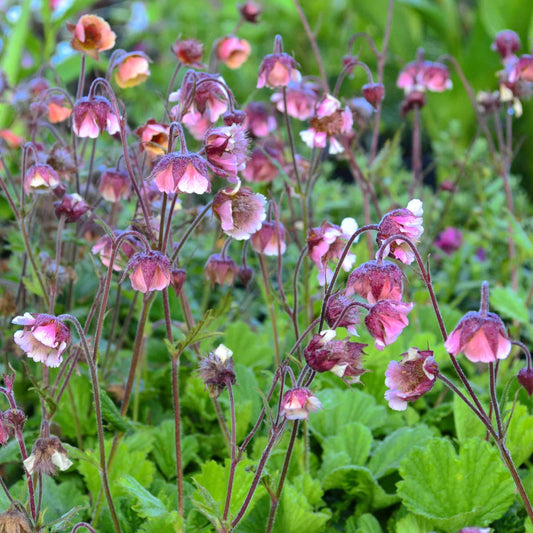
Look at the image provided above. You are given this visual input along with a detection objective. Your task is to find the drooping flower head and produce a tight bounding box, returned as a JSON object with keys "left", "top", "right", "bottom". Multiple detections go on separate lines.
{"left": 271, "top": 79, "right": 320, "bottom": 120}
{"left": 242, "top": 138, "right": 284, "bottom": 183}
{"left": 99, "top": 168, "right": 131, "bottom": 202}
{"left": 45, "top": 94, "right": 72, "bottom": 123}
{"left": 307, "top": 218, "right": 358, "bottom": 285}
{"left": 212, "top": 185, "right": 266, "bottom": 240}
{"left": 53, "top": 193, "right": 89, "bottom": 223}
{"left": 91, "top": 231, "right": 141, "bottom": 272}
{"left": 238, "top": 1, "right": 262, "bottom": 23}
{"left": 216, "top": 35, "right": 251, "bottom": 69}
{"left": 0, "top": 504, "right": 32, "bottom": 532}
{"left": 23, "top": 164, "right": 61, "bottom": 194}
{"left": 204, "top": 124, "right": 248, "bottom": 181}
{"left": 377, "top": 199, "right": 424, "bottom": 264}
{"left": 518, "top": 367, "right": 533, "bottom": 397}
{"left": 244, "top": 101, "right": 277, "bottom": 137}
{"left": 280, "top": 388, "right": 322, "bottom": 420}
{"left": 362, "top": 82, "right": 385, "bottom": 108}
{"left": 71, "top": 96, "right": 120, "bottom": 138}
{"left": 24, "top": 436, "right": 73, "bottom": 475}
{"left": 397, "top": 52, "right": 452, "bottom": 94}
{"left": 113, "top": 51, "right": 151, "bottom": 88}
{"left": 304, "top": 330, "right": 367, "bottom": 383}
{"left": 257, "top": 35, "right": 301, "bottom": 89}
{"left": 346, "top": 260, "right": 404, "bottom": 304}
{"left": 125, "top": 250, "right": 171, "bottom": 293}
{"left": 12, "top": 313, "right": 71, "bottom": 368}
{"left": 325, "top": 291, "right": 361, "bottom": 336}
{"left": 198, "top": 344, "right": 236, "bottom": 398}
{"left": 171, "top": 38, "right": 205, "bottom": 69}
{"left": 251, "top": 220, "right": 287, "bottom": 256}
{"left": 365, "top": 300, "right": 413, "bottom": 351}
{"left": 204, "top": 254, "right": 238, "bottom": 287}
{"left": 135, "top": 119, "right": 170, "bottom": 159}
{"left": 385, "top": 347, "right": 438, "bottom": 410}
{"left": 67, "top": 14, "right": 116, "bottom": 60}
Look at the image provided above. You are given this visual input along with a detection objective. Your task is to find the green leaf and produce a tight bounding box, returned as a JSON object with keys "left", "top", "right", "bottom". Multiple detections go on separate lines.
{"left": 490, "top": 286, "right": 529, "bottom": 323}
{"left": 354, "top": 513, "right": 382, "bottom": 533}
{"left": 453, "top": 394, "right": 487, "bottom": 443}
{"left": 99, "top": 387, "right": 131, "bottom": 433}
{"left": 395, "top": 513, "right": 435, "bottom": 533}
{"left": 398, "top": 437, "right": 515, "bottom": 532}
{"left": 39, "top": 477, "right": 89, "bottom": 525}
{"left": 224, "top": 321, "right": 273, "bottom": 369}
{"left": 508, "top": 215, "right": 533, "bottom": 256}
{"left": 505, "top": 403, "right": 533, "bottom": 467}
{"left": 368, "top": 425, "right": 433, "bottom": 479}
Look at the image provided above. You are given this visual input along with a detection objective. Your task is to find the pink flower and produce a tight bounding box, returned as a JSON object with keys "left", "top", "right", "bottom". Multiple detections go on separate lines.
{"left": 23, "top": 164, "right": 61, "bottom": 194}
{"left": 170, "top": 268, "right": 187, "bottom": 297}
{"left": 365, "top": 300, "right": 413, "bottom": 351}
{"left": 508, "top": 54, "right": 533, "bottom": 83}
{"left": 346, "top": 260, "right": 403, "bottom": 304}
{"left": 242, "top": 139, "right": 283, "bottom": 183}
{"left": 518, "top": 367, "right": 533, "bottom": 397}
{"left": 99, "top": 168, "right": 131, "bottom": 202}
{"left": 362, "top": 82, "right": 385, "bottom": 108}
{"left": 304, "top": 329, "right": 367, "bottom": 383}
{"left": 251, "top": 220, "right": 286, "bottom": 256}
{"left": 67, "top": 14, "right": 116, "bottom": 60}
{"left": 216, "top": 35, "right": 251, "bottom": 69}
{"left": 125, "top": 250, "right": 171, "bottom": 293}
{"left": 238, "top": 1, "right": 262, "bottom": 23}
{"left": 300, "top": 94, "right": 353, "bottom": 154}
{"left": 491, "top": 30, "right": 521, "bottom": 64}
{"left": 212, "top": 185, "right": 266, "bottom": 240}
{"left": 444, "top": 311, "right": 511, "bottom": 363}
{"left": 46, "top": 94, "right": 72, "bottom": 123}
{"left": 271, "top": 80, "right": 319, "bottom": 120}
{"left": 257, "top": 36, "right": 301, "bottom": 89}
{"left": 385, "top": 348, "right": 438, "bottom": 410}
{"left": 325, "top": 291, "right": 360, "bottom": 336}
{"left": 71, "top": 96, "right": 120, "bottom": 138}
{"left": 244, "top": 102, "right": 277, "bottom": 137}
{"left": 397, "top": 57, "right": 452, "bottom": 94}
{"left": 149, "top": 152, "right": 211, "bottom": 195}
{"left": 307, "top": 218, "right": 358, "bottom": 285}
{"left": 135, "top": 119, "right": 169, "bottom": 158}
{"left": 171, "top": 38, "right": 205, "bottom": 69}
{"left": 204, "top": 254, "right": 238, "bottom": 287}
{"left": 204, "top": 125, "right": 248, "bottom": 181}
{"left": 377, "top": 199, "right": 424, "bottom": 264}
{"left": 12, "top": 313, "right": 71, "bottom": 368}
{"left": 91, "top": 231, "right": 141, "bottom": 272}
{"left": 434, "top": 226, "right": 463, "bottom": 255}
{"left": 114, "top": 51, "right": 151, "bottom": 88}
{"left": 280, "top": 388, "right": 321, "bottom": 420}
{"left": 53, "top": 193, "right": 89, "bottom": 223}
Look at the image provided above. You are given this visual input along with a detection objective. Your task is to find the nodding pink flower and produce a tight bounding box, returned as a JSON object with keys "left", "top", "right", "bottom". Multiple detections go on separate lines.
{"left": 125, "top": 250, "right": 171, "bottom": 293}
{"left": 244, "top": 102, "right": 277, "bottom": 137}
{"left": 199, "top": 344, "right": 236, "bottom": 398}
{"left": 46, "top": 94, "right": 72, "bottom": 123}
{"left": 457, "top": 529, "right": 491, "bottom": 533}
{"left": 149, "top": 152, "right": 211, "bottom": 195}
{"left": 385, "top": 347, "right": 439, "bottom": 411}
{"left": 362, "top": 82, "right": 385, "bottom": 108}
{"left": 304, "top": 329, "right": 367, "bottom": 383}
{"left": 135, "top": 119, "right": 170, "bottom": 158}
{"left": 397, "top": 57, "right": 452, "bottom": 94}
{"left": 365, "top": 300, "right": 413, "bottom": 351}
{"left": 171, "top": 38, "right": 205, "bottom": 69}
{"left": 434, "top": 226, "right": 463, "bottom": 255}
{"left": 67, "top": 14, "right": 116, "bottom": 60}
{"left": 71, "top": 96, "right": 120, "bottom": 139}
{"left": 12, "top": 313, "right": 71, "bottom": 368}
{"left": 251, "top": 220, "right": 287, "bottom": 256}
{"left": 307, "top": 218, "right": 358, "bottom": 286}
{"left": 91, "top": 231, "right": 141, "bottom": 272}
{"left": 346, "top": 260, "right": 404, "bottom": 304}
{"left": 223, "top": 109, "right": 246, "bottom": 126}
{"left": 114, "top": 51, "right": 151, "bottom": 88}
{"left": 23, "top": 164, "right": 61, "bottom": 194}
{"left": 204, "top": 254, "right": 238, "bottom": 287}
{"left": 377, "top": 199, "right": 424, "bottom": 264}
{"left": 280, "top": 388, "right": 321, "bottom": 420}
{"left": 444, "top": 311, "right": 511, "bottom": 363}
{"left": 518, "top": 367, "right": 533, "bottom": 397}
{"left": 242, "top": 139, "right": 283, "bottom": 183}
{"left": 212, "top": 185, "right": 266, "bottom": 240}
{"left": 325, "top": 291, "right": 360, "bottom": 336}
{"left": 491, "top": 30, "right": 521, "bottom": 65}
{"left": 99, "top": 168, "right": 131, "bottom": 202}
{"left": 508, "top": 54, "right": 533, "bottom": 83}
{"left": 23, "top": 436, "right": 73, "bottom": 476}
{"left": 238, "top": 1, "right": 262, "bottom": 23}
{"left": 257, "top": 38, "right": 301, "bottom": 89}
{"left": 300, "top": 94, "right": 353, "bottom": 154}
{"left": 204, "top": 124, "right": 249, "bottom": 181}
{"left": 216, "top": 35, "right": 251, "bottom": 69}
{"left": 53, "top": 193, "right": 89, "bottom": 223}
{"left": 271, "top": 80, "right": 320, "bottom": 120}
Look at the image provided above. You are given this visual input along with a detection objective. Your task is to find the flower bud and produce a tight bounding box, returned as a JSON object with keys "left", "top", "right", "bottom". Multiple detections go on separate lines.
{"left": 53, "top": 193, "right": 90, "bottom": 223}
{"left": 325, "top": 292, "right": 360, "bottom": 336}
{"left": 238, "top": 1, "right": 262, "bottom": 23}
{"left": 204, "top": 254, "right": 238, "bottom": 287}
{"left": 491, "top": 30, "right": 521, "bottom": 62}
{"left": 434, "top": 227, "right": 463, "bottom": 255}
{"left": 171, "top": 38, "right": 205, "bottom": 68}
{"left": 362, "top": 82, "right": 385, "bottom": 108}
{"left": 518, "top": 367, "right": 533, "bottom": 397}
{"left": 170, "top": 268, "right": 187, "bottom": 297}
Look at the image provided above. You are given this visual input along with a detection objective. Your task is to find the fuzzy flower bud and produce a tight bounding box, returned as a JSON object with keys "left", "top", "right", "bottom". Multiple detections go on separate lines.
{"left": 325, "top": 291, "right": 360, "bottom": 336}
{"left": 171, "top": 38, "right": 205, "bottom": 68}
{"left": 198, "top": 344, "right": 236, "bottom": 398}
{"left": 53, "top": 193, "right": 90, "bottom": 223}
{"left": 362, "top": 82, "right": 385, "bottom": 108}
{"left": 238, "top": 1, "right": 262, "bottom": 23}
{"left": 491, "top": 30, "right": 521, "bottom": 63}
{"left": 345, "top": 260, "right": 403, "bottom": 304}
{"left": 204, "top": 254, "right": 238, "bottom": 287}
{"left": 280, "top": 388, "right": 322, "bottom": 420}
{"left": 518, "top": 367, "right": 533, "bottom": 397}
{"left": 170, "top": 268, "right": 187, "bottom": 297}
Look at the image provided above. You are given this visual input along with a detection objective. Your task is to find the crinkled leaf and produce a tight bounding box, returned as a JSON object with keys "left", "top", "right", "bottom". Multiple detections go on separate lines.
{"left": 398, "top": 437, "right": 515, "bottom": 532}
{"left": 453, "top": 394, "right": 486, "bottom": 443}
{"left": 99, "top": 386, "right": 131, "bottom": 433}
{"left": 395, "top": 513, "right": 435, "bottom": 533}
{"left": 354, "top": 513, "right": 382, "bottom": 533}
{"left": 39, "top": 477, "right": 89, "bottom": 524}
{"left": 224, "top": 321, "right": 273, "bottom": 369}
{"left": 490, "top": 286, "right": 529, "bottom": 323}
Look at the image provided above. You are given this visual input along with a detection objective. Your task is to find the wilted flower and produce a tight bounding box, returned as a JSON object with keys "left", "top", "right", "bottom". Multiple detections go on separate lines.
{"left": 244, "top": 101, "right": 277, "bottom": 137}
{"left": 216, "top": 35, "right": 251, "bottom": 69}
{"left": 257, "top": 36, "right": 301, "bottom": 89}
{"left": 251, "top": 220, "right": 287, "bottom": 256}
{"left": 304, "top": 330, "right": 367, "bottom": 383}
{"left": 198, "top": 344, "right": 236, "bottom": 398}
{"left": 171, "top": 38, "right": 205, "bottom": 68}
{"left": 204, "top": 124, "right": 248, "bottom": 181}
{"left": 99, "top": 168, "right": 131, "bottom": 202}
{"left": 0, "top": 505, "right": 32, "bottom": 533}
{"left": 444, "top": 310, "right": 511, "bottom": 363}
{"left": 365, "top": 300, "right": 413, "bottom": 351}
{"left": 212, "top": 185, "right": 266, "bottom": 240}
{"left": 71, "top": 96, "right": 120, "bottom": 138}
{"left": 24, "top": 436, "right": 73, "bottom": 475}
{"left": 300, "top": 94, "right": 353, "bottom": 154}
{"left": 325, "top": 291, "right": 360, "bottom": 336}
{"left": 53, "top": 193, "right": 89, "bottom": 223}
{"left": 23, "top": 163, "right": 61, "bottom": 194}
{"left": 149, "top": 152, "right": 211, "bottom": 195}
{"left": 377, "top": 199, "right": 424, "bottom": 264}
{"left": 280, "top": 388, "right": 321, "bottom": 420}
{"left": 346, "top": 260, "right": 404, "bottom": 304}
{"left": 12, "top": 313, "right": 71, "bottom": 368}
{"left": 385, "top": 347, "right": 438, "bottom": 410}
{"left": 114, "top": 51, "right": 151, "bottom": 88}
{"left": 204, "top": 254, "right": 238, "bottom": 287}
{"left": 125, "top": 250, "right": 171, "bottom": 293}
{"left": 307, "top": 218, "right": 358, "bottom": 285}
{"left": 271, "top": 80, "right": 320, "bottom": 120}
{"left": 67, "top": 14, "right": 116, "bottom": 60}
{"left": 434, "top": 226, "right": 463, "bottom": 255}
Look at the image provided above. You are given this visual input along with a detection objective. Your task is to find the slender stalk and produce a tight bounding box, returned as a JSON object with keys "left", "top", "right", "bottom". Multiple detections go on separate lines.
{"left": 258, "top": 254, "right": 281, "bottom": 367}
{"left": 223, "top": 380, "right": 237, "bottom": 521}
{"left": 410, "top": 105, "right": 422, "bottom": 195}
{"left": 489, "top": 362, "right": 503, "bottom": 437}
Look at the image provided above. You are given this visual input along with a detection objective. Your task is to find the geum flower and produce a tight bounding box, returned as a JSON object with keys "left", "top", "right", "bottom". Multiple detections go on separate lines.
{"left": 113, "top": 51, "right": 151, "bottom": 88}
{"left": 271, "top": 79, "right": 319, "bottom": 120}
{"left": 345, "top": 260, "right": 403, "bottom": 304}
{"left": 24, "top": 436, "right": 73, "bottom": 475}
{"left": 67, "top": 14, "right": 116, "bottom": 60}
{"left": 204, "top": 124, "right": 248, "bottom": 182}
{"left": 12, "top": 313, "right": 71, "bottom": 368}
{"left": 204, "top": 254, "right": 238, "bottom": 287}
{"left": 280, "top": 388, "right": 321, "bottom": 420}
{"left": 216, "top": 35, "right": 251, "bottom": 69}
{"left": 251, "top": 220, "right": 286, "bottom": 256}
{"left": 198, "top": 344, "right": 236, "bottom": 398}
{"left": 325, "top": 291, "right": 360, "bottom": 336}
{"left": 124, "top": 250, "right": 171, "bottom": 293}
{"left": 385, "top": 347, "right": 438, "bottom": 410}
{"left": 23, "top": 164, "right": 61, "bottom": 194}
{"left": 397, "top": 57, "right": 452, "bottom": 94}
{"left": 71, "top": 96, "right": 120, "bottom": 139}
{"left": 257, "top": 48, "right": 301, "bottom": 89}
{"left": 364, "top": 300, "right": 413, "bottom": 351}
{"left": 244, "top": 101, "right": 277, "bottom": 137}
